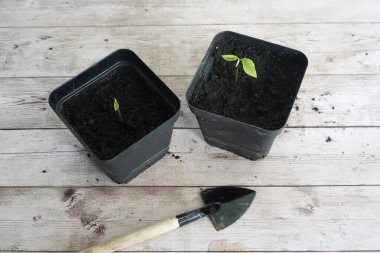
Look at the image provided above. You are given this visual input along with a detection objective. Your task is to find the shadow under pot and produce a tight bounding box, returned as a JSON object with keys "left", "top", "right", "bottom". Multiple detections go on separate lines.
{"left": 49, "top": 49, "right": 180, "bottom": 184}
{"left": 187, "top": 31, "right": 308, "bottom": 160}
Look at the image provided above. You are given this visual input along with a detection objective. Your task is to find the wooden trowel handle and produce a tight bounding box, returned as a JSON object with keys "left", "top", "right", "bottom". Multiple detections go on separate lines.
{"left": 77, "top": 217, "right": 179, "bottom": 253}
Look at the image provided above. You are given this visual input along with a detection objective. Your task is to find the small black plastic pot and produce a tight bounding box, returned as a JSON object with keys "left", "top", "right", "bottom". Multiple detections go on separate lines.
{"left": 49, "top": 49, "right": 180, "bottom": 183}
{"left": 186, "top": 31, "right": 308, "bottom": 160}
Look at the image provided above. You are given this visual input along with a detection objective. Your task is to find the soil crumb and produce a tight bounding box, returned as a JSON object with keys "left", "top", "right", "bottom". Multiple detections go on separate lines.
{"left": 40, "top": 35, "right": 52, "bottom": 40}
{"left": 296, "top": 204, "right": 314, "bottom": 216}
{"left": 94, "top": 224, "right": 106, "bottom": 237}
{"left": 167, "top": 151, "right": 180, "bottom": 159}
{"left": 62, "top": 188, "right": 76, "bottom": 202}
{"left": 33, "top": 215, "right": 42, "bottom": 222}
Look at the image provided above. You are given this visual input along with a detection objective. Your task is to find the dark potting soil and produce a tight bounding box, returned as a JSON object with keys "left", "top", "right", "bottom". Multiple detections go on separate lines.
{"left": 61, "top": 64, "right": 174, "bottom": 160}
{"left": 190, "top": 37, "right": 306, "bottom": 130}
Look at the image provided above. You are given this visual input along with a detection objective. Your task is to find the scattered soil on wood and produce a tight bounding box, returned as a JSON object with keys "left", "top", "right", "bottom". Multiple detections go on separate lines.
{"left": 62, "top": 188, "right": 76, "bottom": 202}
{"left": 61, "top": 188, "right": 106, "bottom": 239}
{"left": 167, "top": 151, "right": 180, "bottom": 159}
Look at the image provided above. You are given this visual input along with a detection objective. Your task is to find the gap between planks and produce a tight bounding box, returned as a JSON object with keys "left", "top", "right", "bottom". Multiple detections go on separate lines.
{"left": 2, "top": 74, "right": 380, "bottom": 78}
{"left": 2, "top": 126, "right": 380, "bottom": 131}
{"left": 1, "top": 185, "right": 380, "bottom": 189}
{"left": 2, "top": 22, "right": 380, "bottom": 29}
{"left": 0, "top": 252, "right": 379, "bottom": 253}
{"left": 0, "top": 251, "right": 379, "bottom": 253}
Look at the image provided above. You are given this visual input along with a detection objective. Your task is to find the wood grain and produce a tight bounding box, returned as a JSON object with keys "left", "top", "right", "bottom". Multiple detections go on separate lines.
{"left": 2, "top": 252, "right": 377, "bottom": 253}
{"left": 1, "top": 24, "right": 379, "bottom": 77}
{"left": 0, "top": 128, "right": 378, "bottom": 187}
{"left": 1, "top": 74, "right": 380, "bottom": 129}
{"left": 0, "top": 0, "right": 378, "bottom": 27}
{"left": 1, "top": 1, "right": 380, "bottom": 253}
{"left": 0, "top": 186, "right": 379, "bottom": 251}
{"left": 1, "top": 252, "right": 377, "bottom": 253}
{"left": 77, "top": 218, "right": 179, "bottom": 253}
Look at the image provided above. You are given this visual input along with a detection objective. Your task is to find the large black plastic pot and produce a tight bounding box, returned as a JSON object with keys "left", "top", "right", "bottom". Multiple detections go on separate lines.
{"left": 187, "top": 31, "right": 308, "bottom": 160}
{"left": 49, "top": 49, "right": 180, "bottom": 183}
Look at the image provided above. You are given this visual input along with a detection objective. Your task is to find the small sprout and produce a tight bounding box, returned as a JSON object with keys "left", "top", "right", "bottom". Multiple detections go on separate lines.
{"left": 113, "top": 98, "right": 123, "bottom": 121}
{"left": 222, "top": 54, "right": 257, "bottom": 84}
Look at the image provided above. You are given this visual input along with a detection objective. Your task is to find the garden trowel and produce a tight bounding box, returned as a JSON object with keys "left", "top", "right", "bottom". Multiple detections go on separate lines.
{"left": 78, "top": 186, "right": 256, "bottom": 253}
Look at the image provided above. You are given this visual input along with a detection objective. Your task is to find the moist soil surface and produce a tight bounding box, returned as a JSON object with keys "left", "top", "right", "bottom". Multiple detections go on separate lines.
{"left": 61, "top": 64, "right": 174, "bottom": 160}
{"left": 190, "top": 37, "right": 307, "bottom": 130}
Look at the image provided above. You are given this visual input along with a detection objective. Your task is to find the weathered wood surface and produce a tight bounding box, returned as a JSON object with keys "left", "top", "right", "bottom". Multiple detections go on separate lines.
{"left": 0, "top": 128, "right": 379, "bottom": 187}
{"left": 0, "top": 0, "right": 379, "bottom": 27}
{"left": 1, "top": 0, "right": 380, "bottom": 252}
{"left": 1, "top": 24, "right": 379, "bottom": 78}
{"left": 1, "top": 75, "right": 380, "bottom": 129}
{"left": 1, "top": 186, "right": 380, "bottom": 251}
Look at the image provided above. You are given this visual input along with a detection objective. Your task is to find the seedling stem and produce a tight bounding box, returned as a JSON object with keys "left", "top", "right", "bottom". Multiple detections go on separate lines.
{"left": 113, "top": 98, "right": 123, "bottom": 122}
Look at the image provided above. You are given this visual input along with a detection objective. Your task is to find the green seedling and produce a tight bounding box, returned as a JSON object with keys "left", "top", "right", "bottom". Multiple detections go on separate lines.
{"left": 113, "top": 98, "right": 123, "bottom": 122}
{"left": 222, "top": 55, "right": 257, "bottom": 84}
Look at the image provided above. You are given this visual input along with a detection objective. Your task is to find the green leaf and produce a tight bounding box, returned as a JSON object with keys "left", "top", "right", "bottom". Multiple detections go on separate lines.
{"left": 222, "top": 55, "right": 239, "bottom": 61}
{"left": 113, "top": 98, "right": 119, "bottom": 111}
{"left": 241, "top": 58, "right": 257, "bottom": 78}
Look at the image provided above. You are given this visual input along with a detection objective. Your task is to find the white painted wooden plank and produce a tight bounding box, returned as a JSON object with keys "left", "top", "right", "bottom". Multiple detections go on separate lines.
{"left": 0, "top": 186, "right": 379, "bottom": 251}
{"left": 0, "top": 0, "right": 379, "bottom": 27}
{"left": 1, "top": 75, "right": 379, "bottom": 129}
{"left": 1, "top": 24, "right": 379, "bottom": 77}
{"left": 0, "top": 2, "right": 377, "bottom": 253}
{"left": 0, "top": 128, "right": 378, "bottom": 186}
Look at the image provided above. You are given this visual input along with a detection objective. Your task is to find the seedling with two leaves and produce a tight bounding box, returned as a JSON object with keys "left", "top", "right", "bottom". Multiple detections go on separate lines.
{"left": 222, "top": 55, "right": 257, "bottom": 84}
